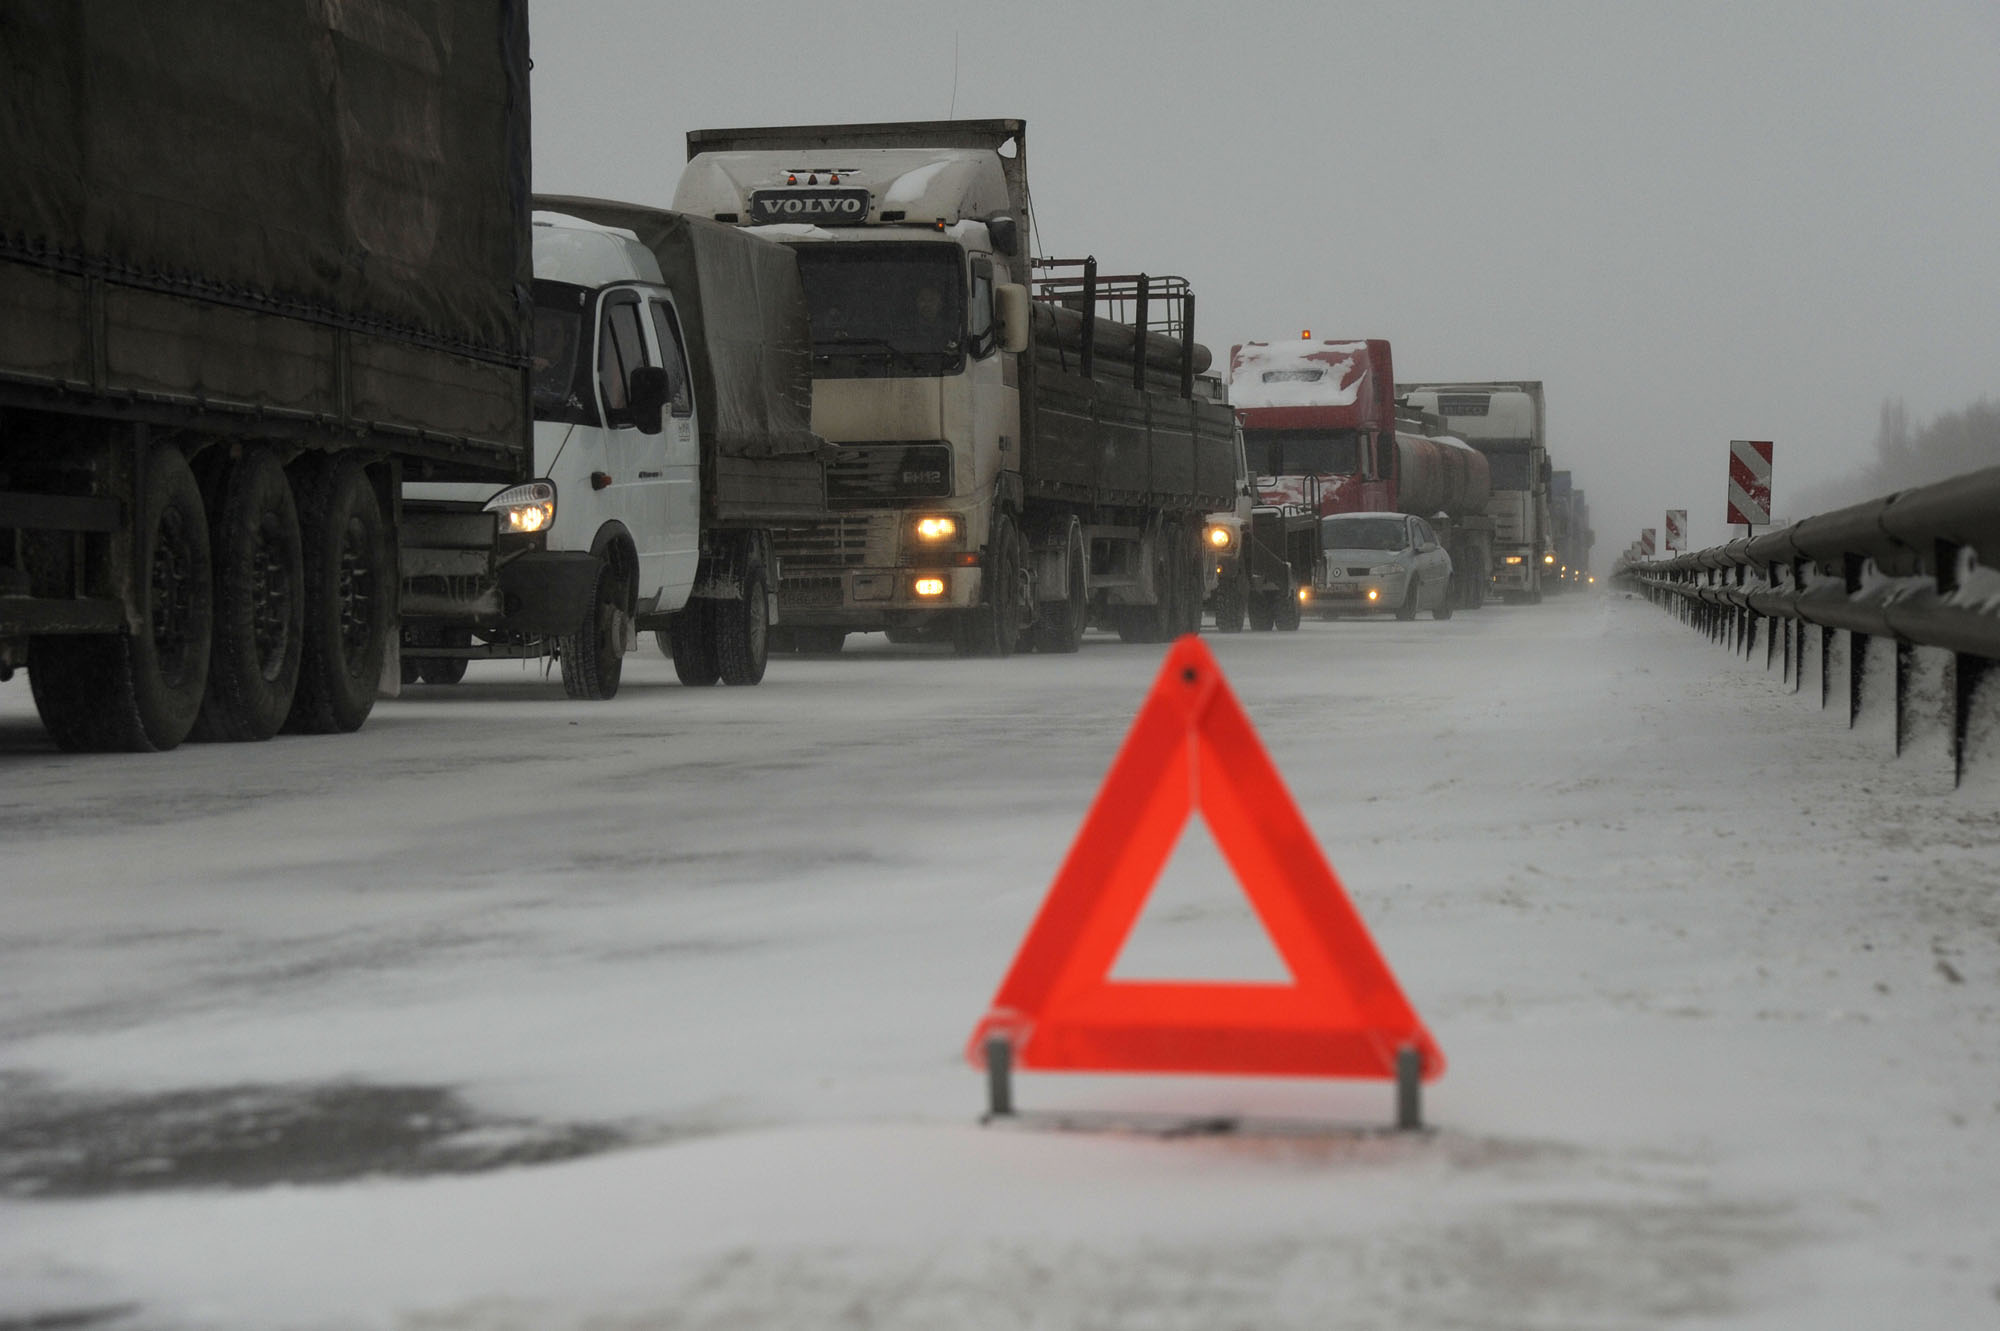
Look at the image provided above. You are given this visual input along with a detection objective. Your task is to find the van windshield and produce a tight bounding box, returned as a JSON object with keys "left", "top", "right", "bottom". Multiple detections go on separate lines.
{"left": 793, "top": 243, "right": 965, "bottom": 379}
{"left": 531, "top": 280, "right": 598, "bottom": 426}
{"left": 1322, "top": 517, "right": 1409, "bottom": 552}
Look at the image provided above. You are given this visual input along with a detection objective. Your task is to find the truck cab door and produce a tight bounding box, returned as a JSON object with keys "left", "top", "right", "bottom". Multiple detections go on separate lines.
{"left": 646, "top": 299, "right": 700, "bottom": 611}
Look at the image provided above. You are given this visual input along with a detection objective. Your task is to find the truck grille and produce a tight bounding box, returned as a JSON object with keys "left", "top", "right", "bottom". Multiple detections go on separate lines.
{"left": 772, "top": 516, "right": 881, "bottom": 571}
{"left": 1436, "top": 394, "right": 1490, "bottom": 417}
{"left": 825, "top": 443, "right": 953, "bottom": 502}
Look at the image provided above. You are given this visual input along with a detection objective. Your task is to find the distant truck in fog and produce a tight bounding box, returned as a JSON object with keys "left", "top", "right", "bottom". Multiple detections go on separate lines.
{"left": 673, "top": 119, "right": 1237, "bottom": 655}
{"left": 1397, "top": 380, "right": 1552, "bottom": 603}
{"left": 1231, "top": 337, "right": 1495, "bottom": 613}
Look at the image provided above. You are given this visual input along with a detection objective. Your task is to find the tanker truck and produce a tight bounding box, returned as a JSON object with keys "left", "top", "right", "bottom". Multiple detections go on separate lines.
{"left": 1397, "top": 380, "right": 1551, "bottom": 603}
{"left": 672, "top": 119, "right": 1237, "bottom": 655}
{"left": 1230, "top": 337, "right": 1494, "bottom": 611}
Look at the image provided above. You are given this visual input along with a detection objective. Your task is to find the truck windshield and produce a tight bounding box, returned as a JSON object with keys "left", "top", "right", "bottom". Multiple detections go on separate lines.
{"left": 793, "top": 243, "right": 965, "bottom": 379}
{"left": 1321, "top": 517, "right": 1409, "bottom": 552}
{"left": 531, "top": 280, "right": 598, "bottom": 426}
{"left": 1242, "top": 428, "right": 1361, "bottom": 476}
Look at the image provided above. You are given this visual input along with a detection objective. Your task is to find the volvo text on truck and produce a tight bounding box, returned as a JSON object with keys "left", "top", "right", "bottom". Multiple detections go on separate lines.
{"left": 672, "top": 120, "right": 1237, "bottom": 655}
{"left": 399, "top": 200, "right": 827, "bottom": 698}
{"left": 0, "top": 0, "right": 533, "bottom": 750}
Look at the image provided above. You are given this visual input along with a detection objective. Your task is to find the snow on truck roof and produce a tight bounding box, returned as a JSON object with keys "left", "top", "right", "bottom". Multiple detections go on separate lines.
{"left": 1228, "top": 339, "right": 1371, "bottom": 409}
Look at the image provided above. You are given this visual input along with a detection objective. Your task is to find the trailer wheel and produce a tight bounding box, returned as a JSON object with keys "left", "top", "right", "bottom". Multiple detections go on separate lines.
{"left": 664, "top": 605, "right": 720, "bottom": 685}
{"left": 187, "top": 450, "right": 303, "bottom": 741}
{"left": 30, "top": 445, "right": 214, "bottom": 752}
{"left": 1029, "top": 517, "right": 1087, "bottom": 654}
{"left": 716, "top": 564, "right": 770, "bottom": 686}
{"left": 286, "top": 457, "right": 389, "bottom": 733}
{"left": 955, "top": 513, "right": 1023, "bottom": 657}
{"left": 559, "top": 559, "right": 628, "bottom": 700}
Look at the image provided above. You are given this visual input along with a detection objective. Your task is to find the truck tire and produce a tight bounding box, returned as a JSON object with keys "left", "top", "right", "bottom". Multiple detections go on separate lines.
{"left": 1177, "top": 521, "right": 1205, "bottom": 637}
{"left": 1028, "top": 517, "right": 1087, "bottom": 654}
{"left": 716, "top": 564, "right": 770, "bottom": 686}
{"left": 664, "top": 605, "right": 720, "bottom": 685}
{"left": 559, "top": 558, "right": 628, "bottom": 700}
{"left": 29, "top": 445, "right": 214, "bottom": 752}
{"left": 955, "top": 513, "right": 1023, "bottom": 657}
{"left": 1246, "top": 592, "right": 1276, "bottom": 632}
{"left": 190, "top": 449, "right": 302, "bottom": 742}
{"left": 1212, "top": 563, "right": 1247, "bottom": 632}
{"left": 1275, "top": 580, "right": 1303, "bottom": 631}
{"left": 286, "top": 456, "right": 389, "bottom": 733}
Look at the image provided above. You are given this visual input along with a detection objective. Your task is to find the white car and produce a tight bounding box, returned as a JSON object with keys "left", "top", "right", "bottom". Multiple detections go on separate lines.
{"left": 1313, "top": 513, "right": 1455, "bottom": 620}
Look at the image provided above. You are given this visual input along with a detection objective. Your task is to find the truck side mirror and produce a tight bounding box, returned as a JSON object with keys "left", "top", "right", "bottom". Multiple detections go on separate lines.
{"left": 988, "top": 215, "right": 1019, "bottom": 256}
{"left": 628, "top": 366, "right": 668, "bottom": 436}
{"left": 995, "top": 284, "right": 1031, "bottom": 355}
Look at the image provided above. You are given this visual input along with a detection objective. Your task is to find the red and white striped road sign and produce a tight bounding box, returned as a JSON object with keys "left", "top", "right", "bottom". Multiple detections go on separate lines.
{"left": 1727, "top": 440, "right": 1773, "bottom": 526}
{"left": 1641, "top": 528, "right": 1656, "bottom": 557}
{"left": 1665, "top": 509, "right": 1687, "bottom": 552}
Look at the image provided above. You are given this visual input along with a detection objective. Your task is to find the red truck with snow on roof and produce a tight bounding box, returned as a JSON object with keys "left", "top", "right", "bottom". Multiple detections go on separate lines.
{"left": 1230, "top": 337, "right": 1495, "bottom": 613}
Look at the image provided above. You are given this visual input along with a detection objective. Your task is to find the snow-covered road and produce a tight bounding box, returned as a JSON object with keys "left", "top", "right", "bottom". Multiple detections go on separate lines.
{"left": 3, "top": 593, "right": 1995, "bottom": 1329}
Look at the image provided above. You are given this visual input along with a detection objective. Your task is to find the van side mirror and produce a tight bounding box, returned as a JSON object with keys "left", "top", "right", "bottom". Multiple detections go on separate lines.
{"left": 995, "top": 284, "right": 1031, "bottom": 355}
{"left": 628, "top": 366, "right": 668, "bottom": 435}
{"left": 988, "top": 215, "right": 1019, "bottom": 256}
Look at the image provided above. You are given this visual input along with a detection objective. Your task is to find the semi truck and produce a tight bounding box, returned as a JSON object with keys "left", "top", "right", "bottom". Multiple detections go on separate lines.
{"left": 0, "top": 1, "right": 533, "bottom": 750}
{"left": 1231, "top": 337, "right": 1495, "bottom": 611}
{"left": 1398, "top": 380, "right": 1551, "bottom": 603}
{"left": 672, "top": 119, "right": 1237, "bottom": 655}
{"left": 1546, "top": 469, "right": 1595, "bottom": 590}
{"left": 399, "top": 199, "right": 827, "bottom": 697}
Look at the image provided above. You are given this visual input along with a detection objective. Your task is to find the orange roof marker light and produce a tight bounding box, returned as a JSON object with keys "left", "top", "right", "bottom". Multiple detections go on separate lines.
{"left": 967, "top": 634, "right": 1443, "bottom": 1129}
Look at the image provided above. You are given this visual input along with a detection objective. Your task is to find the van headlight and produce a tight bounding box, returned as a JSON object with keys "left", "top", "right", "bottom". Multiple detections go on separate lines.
{"left": 484, "top": 480, "right": 556, "bottom": 534}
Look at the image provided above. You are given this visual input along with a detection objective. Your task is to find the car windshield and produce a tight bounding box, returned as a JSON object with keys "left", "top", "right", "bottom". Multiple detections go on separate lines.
{"left": 1322, "top": 517, "right": 1408, "bottom": 551}
{"left": 794, "top": 243, "right": 965, "bottom": 379}
{"left": 1242, "top": 428, "right": 1362, "bottom": 476}
{"left": 530, "top": 279, "right": 598, "bottom": 426}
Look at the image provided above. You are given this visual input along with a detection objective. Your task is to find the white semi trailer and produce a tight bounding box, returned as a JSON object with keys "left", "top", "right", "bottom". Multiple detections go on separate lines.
{"left": 1397, "top": 381, "right": 1551, "bottom": 603}
{"left": 672, "top": 119, "right": 1237, "bottom": 655}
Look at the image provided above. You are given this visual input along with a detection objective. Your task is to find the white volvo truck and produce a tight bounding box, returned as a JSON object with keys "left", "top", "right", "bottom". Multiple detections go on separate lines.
{"left": 400, "top": 202, "right": 826, "bottom": 696}
{"left": 1397, "top": 381, "right": 1551, "bottom": 603}
{"left": 672, "top": 119, "right": 1236, "bottom": 655}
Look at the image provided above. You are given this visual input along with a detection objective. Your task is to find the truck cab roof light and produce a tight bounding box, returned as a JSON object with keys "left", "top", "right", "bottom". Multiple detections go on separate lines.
{"left": 786, "top": 174, "right": 797, "bottom": 185}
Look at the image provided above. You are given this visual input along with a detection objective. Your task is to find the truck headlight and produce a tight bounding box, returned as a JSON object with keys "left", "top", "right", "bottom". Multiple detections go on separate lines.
{"left": 1504, "top": 555, "right": 1525, "bottom": 565}
{"left": 483, "top": 480, "right": 556, "bottom": 534}
{"left": 912, "top": 515, "right": 959, "bottom": 542}
{"left": 1205, "top": 523, "right": 1235, "bottom": 551}
{"left": 1543, "top": 552, "right": 1556, "bottom": 565}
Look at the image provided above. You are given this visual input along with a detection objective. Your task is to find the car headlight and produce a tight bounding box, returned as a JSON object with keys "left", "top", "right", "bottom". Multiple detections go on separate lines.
{"left": 483, "top": 480, "right": 556, "bottom": 534}
{"left": 1205, "top": 523, "right": 1235, "bottom": 551}
{"left": 1370, "top": 564, "right": 1399, "bottom": 577}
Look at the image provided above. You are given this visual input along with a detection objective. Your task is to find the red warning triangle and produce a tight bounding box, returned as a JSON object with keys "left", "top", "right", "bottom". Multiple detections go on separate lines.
{"left": 966, "top": 635, "right": 1443, "bottom": 1082}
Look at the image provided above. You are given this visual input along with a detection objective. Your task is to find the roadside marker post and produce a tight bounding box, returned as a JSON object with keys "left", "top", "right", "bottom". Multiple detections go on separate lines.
{"left": 969, "top": 635, "right": 1443, "bottom": 1130}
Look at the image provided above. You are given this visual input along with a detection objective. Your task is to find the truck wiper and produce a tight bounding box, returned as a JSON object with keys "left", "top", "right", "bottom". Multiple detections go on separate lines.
{"left": 815, "top": 336, "right": 924, "bottom": 372}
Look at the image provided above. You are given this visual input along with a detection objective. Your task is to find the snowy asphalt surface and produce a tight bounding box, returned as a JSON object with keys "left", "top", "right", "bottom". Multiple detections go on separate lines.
{"left": 2, "top": 592, "right": 1996, "bottom": 1329}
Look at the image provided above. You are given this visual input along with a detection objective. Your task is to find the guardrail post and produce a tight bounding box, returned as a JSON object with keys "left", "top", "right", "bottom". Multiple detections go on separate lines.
{"left": 1849, "top": 631, "right": 1867, "bottom": 729}
{"left": 1894, "top": 639, "right": 1912, "bottom": 755}
{"left": 1765, "top": 613, "right": 1777, "bottom": 671}
{"left": 1821, "top": 626, "right": 1833, "bottom": 710}
{"left": 1955, "top": 653, "right": 1992, "bottom": 788}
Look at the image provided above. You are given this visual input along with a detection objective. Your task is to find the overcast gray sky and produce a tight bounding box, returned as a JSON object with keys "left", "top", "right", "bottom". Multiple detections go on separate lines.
{"left": 527, "top": 0, "right": 1999, "bottom": 558}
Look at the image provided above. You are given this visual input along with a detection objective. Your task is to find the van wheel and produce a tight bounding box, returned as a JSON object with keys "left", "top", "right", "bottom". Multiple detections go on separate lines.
{"left": 287, "top": 457, "right": 389, "bottom": 733}
{"left": 716, "top": 565, "right": 770, "bottom": 685}
{"left": 559, "top": 560, "right": 628, "bottom": 700}
{"left": 31, "top": 445, "right": 214, "bottom": 751}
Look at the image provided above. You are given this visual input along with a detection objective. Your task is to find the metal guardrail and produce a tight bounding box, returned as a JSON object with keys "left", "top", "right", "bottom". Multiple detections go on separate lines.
{"left": 1613, "top": 464, "right": 2000, "bottom": 785}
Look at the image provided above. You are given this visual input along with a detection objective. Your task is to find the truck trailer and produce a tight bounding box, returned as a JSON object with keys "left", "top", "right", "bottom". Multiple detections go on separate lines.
{"left": 672, "top": 119, "right": 1237, "bottom": 655}
{"left": 0, "top": 1, "right": 533, "bottom": 749}
{"left": 1398, "top": 380, "right": 1552, "bottom": 603}
{"left": 400, "top": 199, "right": 827, "bottom": 698}
{"left": 1232, "top": 338, "right": 1495, "bottom": 612}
